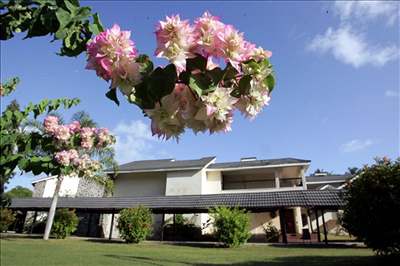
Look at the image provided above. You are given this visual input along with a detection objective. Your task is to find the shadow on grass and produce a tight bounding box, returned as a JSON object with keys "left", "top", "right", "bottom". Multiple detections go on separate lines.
{"left": 0, "top": 234, "right": 43, "bottom": 241}
{"left": 269, "top": 243, "right": 366, "bottom": 249}
{"left": 104, "top": 254, "right": 396, "bottom": 266}
{"left": 84, "top": 238, "right": 126, "bottom": 245}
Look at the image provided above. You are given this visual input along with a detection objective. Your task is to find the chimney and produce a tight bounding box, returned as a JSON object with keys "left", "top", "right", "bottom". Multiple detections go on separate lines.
{"left": 240, "top": 157, "right": 257, "bottom": 162}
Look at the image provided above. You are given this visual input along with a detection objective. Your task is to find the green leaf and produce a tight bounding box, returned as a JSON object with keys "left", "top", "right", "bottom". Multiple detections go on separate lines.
{"left": 106, "top": 89, "right": 120, "bottom": 106}
{"left": 55, "top": 8, "right": 71, "bottom": 32}
{"left": 136, "top": 54, "right": 154, "bottom": 75}
{"left": 207, "top": 67, "right": 224, "bottom": 85}
{"left": 189, "top": 73, "right": 211, "bottom": 97}
{"left": 238, "top": 75, "right": 252, "bottom": 95}
{"left": 89, "top": 13, "right": 104, "bottom": 35}
{"left": 186, "top": 55, "right": 207, "bottom": 72}
{"left": 264, "top": 74, "right": 275, "bottom": 93}
{"left": 222, "top": 63, "right": 238, "bottom": 81}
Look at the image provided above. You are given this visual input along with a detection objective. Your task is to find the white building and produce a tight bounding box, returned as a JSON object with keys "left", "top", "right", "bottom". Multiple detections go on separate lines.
{"left": 29, "top": 156, "right": 349, "bottom": 241}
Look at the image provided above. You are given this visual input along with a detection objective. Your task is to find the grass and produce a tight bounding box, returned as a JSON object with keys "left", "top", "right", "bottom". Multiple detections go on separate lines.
{"left": 0, "top": 235, "right": 393, "bottom": 266}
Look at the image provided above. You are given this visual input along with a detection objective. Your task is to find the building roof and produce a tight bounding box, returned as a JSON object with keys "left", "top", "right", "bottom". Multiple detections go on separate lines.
{"left": 113, "top": 157, "right": 215, "bottom": 173}
{"left": 9, "top": 190, "right": 344, "bottom": 213}
{"left": 207, "top": 158, "right": 311, "bottom": 170}
{"left": 306, "top": 174, "right": 352, "bottom": 184}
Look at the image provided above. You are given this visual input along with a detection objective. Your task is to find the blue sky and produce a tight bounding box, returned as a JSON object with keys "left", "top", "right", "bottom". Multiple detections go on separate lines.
{"left": 2, "top": 1, "right": 399, "bottom": 190}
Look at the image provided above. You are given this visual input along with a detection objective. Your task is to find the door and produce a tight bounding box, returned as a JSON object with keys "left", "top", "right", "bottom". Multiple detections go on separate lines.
{"left": 284, "top": 209, "right": 296, "bottom": 234}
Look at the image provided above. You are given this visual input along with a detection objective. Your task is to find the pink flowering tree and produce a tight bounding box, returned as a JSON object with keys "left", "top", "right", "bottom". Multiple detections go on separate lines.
{"left": 86, "top": 12, "right": 276, "bottom": 140}
{"left": 20, "top": 115, "right": 115, "bottom": 240}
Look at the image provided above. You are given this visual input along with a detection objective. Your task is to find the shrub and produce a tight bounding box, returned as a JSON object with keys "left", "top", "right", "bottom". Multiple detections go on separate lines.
{"left": 0, "top": 208, "right": 15, "bottom": 232}
{"left": 211, "top": 206, "right": 251, "bottom": 247}
{"left": 51, "top": 209, "right": 79, "bottom": 239}
{"left": 264, "top": 222, "right": 280, "bottom": 242}
{"left": 117, "top": 206, "right": 152, "bottom": 243}
{"left": 342, "top": 158, "right": 400, "bottom": 256}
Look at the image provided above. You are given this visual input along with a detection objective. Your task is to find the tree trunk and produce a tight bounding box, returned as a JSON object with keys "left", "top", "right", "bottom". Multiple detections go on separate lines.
{"left": 43, "top": 176, "right": 64, "bottom": 240}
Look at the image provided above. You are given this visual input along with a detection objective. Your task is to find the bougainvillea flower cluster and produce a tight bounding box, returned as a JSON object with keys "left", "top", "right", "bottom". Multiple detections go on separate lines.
{"left": 86, "top": 12, "right": 276, "bottom": 140}
{"left": 44, "top": 115, "right": 115, "bottom": 177}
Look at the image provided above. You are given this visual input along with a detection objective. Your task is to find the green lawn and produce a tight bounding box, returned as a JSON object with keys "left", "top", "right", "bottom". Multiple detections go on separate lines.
{"left": 0, "top": 235, "right": 391, "bottom": 266}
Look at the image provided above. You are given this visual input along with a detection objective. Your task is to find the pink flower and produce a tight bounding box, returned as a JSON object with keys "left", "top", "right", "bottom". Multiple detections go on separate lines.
{"left": 68, "top": 121, "right": 81, "bottom": 133}
{"left": 155, "top": 15, "right": 196, "bottom": 72}
{"left": 80, "top": 127, "right": 95, "bottom": 149}
{"left": 54, "top": 125, "right": 71, "bottom": 142}
{"left": 86, "top": 24, "right": 141, "bottom": 88}
{"left": 193, "top": 12, "right": 225, "bottom": 58}
{"left": 55, "top": 149, "right": 78, "bottom": 166}
{"left": 96, "top": 128, "right": 114, "bottom": 147}
{"left": 43, "top": 116, "right": 59, "bottom": 134}
{"left": 217, "top": 25, "right": 247, "bottom": 71}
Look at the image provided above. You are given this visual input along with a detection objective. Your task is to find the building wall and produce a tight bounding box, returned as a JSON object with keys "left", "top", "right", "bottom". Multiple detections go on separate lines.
{"left": 165, "top": 170, "right": 203, "bottom": 196}
{"left": 32, "top": 181, "right": 46, "bottom": 197}
{"left": 41, "top": 176, "right": 80, "bottom": 197}
{"left": 113, "top": 172, "right": 166, "bottom": 197}
{"left": 76, "top": 178, "right": 105, "bottom": 197}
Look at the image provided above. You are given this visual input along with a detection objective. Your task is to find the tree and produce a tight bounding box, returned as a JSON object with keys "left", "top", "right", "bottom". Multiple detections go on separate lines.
{"left": 342, "top": 157, "right": 400, "bottom": 256}
{"left": 5, "top": 186, "right": 32, "bottom": 198}
{"left": 0, "top": 77, "right": 80, "bottom": 207}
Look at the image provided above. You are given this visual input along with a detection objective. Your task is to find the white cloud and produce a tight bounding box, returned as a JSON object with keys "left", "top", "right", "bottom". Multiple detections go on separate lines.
{"left": 340, "top": 139, "right": 374, "bottom": 152}
{"left": 308, "top": 26, "right": 399, "bottom": 68}
{"left": 112, "top": 120, "right": 163, "bottom": 164}
{"left": 334, "top": 1, "right": 399, "bottom": 25}
{"left": 385, "top": 90, "right": 399, "bottom": 97}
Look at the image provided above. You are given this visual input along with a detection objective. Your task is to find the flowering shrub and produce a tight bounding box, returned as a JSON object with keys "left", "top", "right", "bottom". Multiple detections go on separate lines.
{"left": 86, "top": 12, "right": 276, "bottom": 140}
{"left": 42, "top": 115, "right": 115, "bottom": 177}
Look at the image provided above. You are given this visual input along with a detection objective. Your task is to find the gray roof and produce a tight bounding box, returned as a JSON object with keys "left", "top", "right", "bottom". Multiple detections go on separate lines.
{"left": 9, "top": 190, "right": 344, "bottom": 213}
{"left": 114, "top": 157, "right": 215, "bottom": 173}
{"left": 208, "top": 158, "right": 311, "bottom": 170}
{"left": 306, "top": 174, "right": 352, "bottom": 183}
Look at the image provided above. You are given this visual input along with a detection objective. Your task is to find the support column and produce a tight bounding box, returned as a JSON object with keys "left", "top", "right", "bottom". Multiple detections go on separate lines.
{"left": 275, "top": 170, "right": 280, "bottom": 189}
{"left": 321, "top": 209, "right": 328, "bottom": 244}
{"left": 315, "top": 209, "right": 321, "bottom": 243}
{"left": 109, "top": 212, "right": 115, "bottom": 240}
{"left": 279, "top": 208, "right": 287, "bottom": 244}
{"left": 30, "top": 211, "right": 38, "bottom": 234}
{"left": 160, "top": 213, "right": 165, "bottom": 241}
{"left": 307, "top": 209, "right": 313, "bottom": 233}
{"left": 173, "top": 214, "right": 176, "bottom": 241}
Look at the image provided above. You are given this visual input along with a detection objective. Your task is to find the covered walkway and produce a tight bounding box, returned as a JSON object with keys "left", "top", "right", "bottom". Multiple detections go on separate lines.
{"left": 9, "top": 190, "right": 345, "bottom": 244}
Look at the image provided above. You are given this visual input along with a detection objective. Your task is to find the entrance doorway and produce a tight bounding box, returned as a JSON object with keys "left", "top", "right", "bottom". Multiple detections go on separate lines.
{"left": 284, "top": 209, "right": 296, "bottom": 234}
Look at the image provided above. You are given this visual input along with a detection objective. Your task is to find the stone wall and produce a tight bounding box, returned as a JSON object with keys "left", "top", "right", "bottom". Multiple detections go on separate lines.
{"left": 76, "top": 177, "right": 105, "bottom": 197}
{"left": 32, "top": 181, "right": 46, "bottom": 197}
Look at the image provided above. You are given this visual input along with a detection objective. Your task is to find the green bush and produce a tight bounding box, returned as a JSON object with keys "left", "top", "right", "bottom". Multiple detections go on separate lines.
{"left": 117, "top": 206, "right": 152, "bottom": 243}
{"left": 211, "top": 206, "right": 251, "bottom": 247}
{"left": 51, "top": 209, "right": 79, "bottom": 239}
{"left": 342, "top": 158, "right": 400, "bottom": 256}
{"left": 264, "top": 222, "right": 280, "bottom": 242}
{"left": 0, "top": 208, "right": 16, "bottom": 232}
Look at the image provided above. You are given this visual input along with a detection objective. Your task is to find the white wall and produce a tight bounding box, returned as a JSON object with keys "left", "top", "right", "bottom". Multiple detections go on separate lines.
{"left": 165, "top": 170, "right": 202, "bottom": 196}
{"left": 203, "top": 171, "right": 222, "bottom": 194}
{"left": 113, "top": 172, "right": 166, "bottom": 197}
{"left": 42, "top": 176, "right": 80, "bottom": 197}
